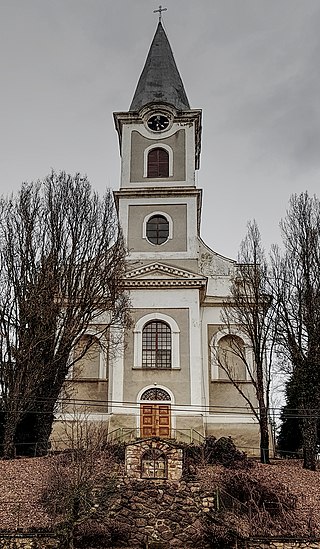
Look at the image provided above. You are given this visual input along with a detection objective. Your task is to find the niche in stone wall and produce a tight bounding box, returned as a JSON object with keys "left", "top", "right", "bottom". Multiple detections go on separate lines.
{"left": 141, "top": 448, "right": 167, "bottom": 479}
{"left": 125, "top": 438, "right": 183, "bottom": 481}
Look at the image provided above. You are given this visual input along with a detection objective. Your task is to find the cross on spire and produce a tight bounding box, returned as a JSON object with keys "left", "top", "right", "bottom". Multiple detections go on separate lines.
{"left": 153, "top": 5, "right": 167, "bottom": 22}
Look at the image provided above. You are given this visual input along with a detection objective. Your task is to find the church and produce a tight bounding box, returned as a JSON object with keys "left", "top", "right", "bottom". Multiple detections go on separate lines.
{"left": 64, "top": 19, "right": 259, "bottom": 451}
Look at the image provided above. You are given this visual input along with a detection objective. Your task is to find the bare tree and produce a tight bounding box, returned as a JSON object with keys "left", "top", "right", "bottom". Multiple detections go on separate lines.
{"left": 0, "top": 172, "right": 130, "bottom": 458}
{"left": 217, "top": 221, "right": 277, "bottom": 464}
{"left": 42, "top": 411, "right": 122, "bottom": 549}
{"left": 271, "top": 192, "right": 320, "bottom": 470}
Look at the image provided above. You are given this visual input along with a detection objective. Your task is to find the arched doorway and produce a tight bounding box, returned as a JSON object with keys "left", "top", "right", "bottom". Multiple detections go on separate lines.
{"left": 140, "top": 388, "right": 171, "bottom": 438}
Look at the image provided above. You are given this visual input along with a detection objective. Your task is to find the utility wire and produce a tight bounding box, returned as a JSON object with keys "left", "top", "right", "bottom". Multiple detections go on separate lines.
{"left": 0, "top": 397, "right": 316, "bottom": 418}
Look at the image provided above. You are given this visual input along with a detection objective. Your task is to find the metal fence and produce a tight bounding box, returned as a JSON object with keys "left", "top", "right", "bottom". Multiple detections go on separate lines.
{"left": 106, "top": 427, "right": 205, "bottom": 445}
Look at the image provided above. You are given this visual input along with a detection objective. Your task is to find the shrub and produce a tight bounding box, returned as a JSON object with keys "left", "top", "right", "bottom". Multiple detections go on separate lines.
{"left": 222, "top": 469, "right": 297, "bottom": 523}
{"left": 182, "top": 442, "right": 204, "bottom": 476}
{"left": 74, "top": 519, "right": 130, "bottom": 548}
{"left": 204, "top": 436, "right": 251, "bottom": 468}
{"left": 203, "top": 518, "right": 238, "bottom": 549}
{"left": 102, "top": 441, "right": 126, "bottom": 463}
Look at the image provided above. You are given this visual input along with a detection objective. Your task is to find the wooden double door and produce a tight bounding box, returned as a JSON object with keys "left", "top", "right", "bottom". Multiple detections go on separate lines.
{"left": 140, "top": 404, "right": 171, "bottom": 438}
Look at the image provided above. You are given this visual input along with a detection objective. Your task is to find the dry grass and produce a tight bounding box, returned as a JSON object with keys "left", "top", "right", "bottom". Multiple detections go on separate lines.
{"left": 0, "top": 456, "right": 54, "bottom": 529}
{"left": 198, "top": 459, "right": 320, "bottom": 537}
{"left": 0, "top": 452, "right": 120, "bottom": 531}
{"left": 1, "top": 455, "right": 320, "bottom": 537}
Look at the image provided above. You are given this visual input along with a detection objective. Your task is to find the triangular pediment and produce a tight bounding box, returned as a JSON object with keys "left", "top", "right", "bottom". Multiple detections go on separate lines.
{"left": 125, "top": 262, "right": 206, "bottom": 281}
{"left": 124, "top": 263, "right": 207, "bottom": 292}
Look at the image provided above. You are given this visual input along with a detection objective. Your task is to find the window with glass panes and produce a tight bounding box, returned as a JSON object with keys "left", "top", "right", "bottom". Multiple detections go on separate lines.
{"left": 146, "top": 215, "right": 169, "bottom": 245}
{"left": 141, "top": 449, "right": 167, "bottom": 479}
{"left": 147, "top": 147, "right": 169, "bottom": 178}
{"left": 142, "top": 321, "right": 172, "bottom": 368}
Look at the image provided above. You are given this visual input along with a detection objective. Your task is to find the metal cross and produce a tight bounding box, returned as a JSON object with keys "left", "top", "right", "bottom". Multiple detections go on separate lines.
{"left": 153, "top": 5, "right": 167, "bottom": 22}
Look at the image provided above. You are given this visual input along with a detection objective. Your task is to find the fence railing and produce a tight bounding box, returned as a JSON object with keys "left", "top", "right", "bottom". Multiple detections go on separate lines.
{"left": 172, "top": 428, "right": 205, "bottom": 445}
{"left": 106, "top": 427, "right": 205, "bottom": 445}
{"left": 215, "top": 486, "right": 249, "bottom": 515}
{"left": 0, "top": 436, "right": 315, "bottom": 462}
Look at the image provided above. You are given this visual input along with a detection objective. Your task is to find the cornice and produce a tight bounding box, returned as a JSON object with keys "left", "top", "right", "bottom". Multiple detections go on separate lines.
{"left": 114, "top": 187, "right": 202, "bottom": 199}
{"left": 113, "top": 188, "right": 203, "bottom": 233}
{"left": 123, "top": 262, "right": 207, "bottom": 294}
{"left": 124, "top": 278, "right": 206, "bottom": 290}
{"left": 202, "top": 295, "right": 231, "bottom": 307}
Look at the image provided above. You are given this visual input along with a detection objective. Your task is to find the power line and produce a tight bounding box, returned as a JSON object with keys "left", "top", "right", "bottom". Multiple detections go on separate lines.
{"left": 0, "top": 396, "right": 317, "bottom": 418}
{"left": 0, "top": 395, "right": 290, "bottom": 410}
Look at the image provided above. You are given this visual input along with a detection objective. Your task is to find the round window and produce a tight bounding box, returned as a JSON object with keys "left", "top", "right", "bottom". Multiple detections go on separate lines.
{"left": 146, "top": 215, "right": 169, "bottom": 245}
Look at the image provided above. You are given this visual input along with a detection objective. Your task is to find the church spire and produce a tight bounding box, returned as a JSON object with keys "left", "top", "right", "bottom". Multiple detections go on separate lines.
{"left": 129, "top": 22, "right": 190, "bottom": 112}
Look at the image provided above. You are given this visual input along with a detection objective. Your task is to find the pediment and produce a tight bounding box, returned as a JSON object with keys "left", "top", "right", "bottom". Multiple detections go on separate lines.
{"left": 125, "top": 262, "right": 206, "bottom": 281}
{"left": 124, "top": 262, "right": 207, "bottom": 291}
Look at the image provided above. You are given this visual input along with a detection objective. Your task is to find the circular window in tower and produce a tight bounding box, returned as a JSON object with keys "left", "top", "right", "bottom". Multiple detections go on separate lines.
{"left": 146, "top": 214, "right": 169, "bottom": 245}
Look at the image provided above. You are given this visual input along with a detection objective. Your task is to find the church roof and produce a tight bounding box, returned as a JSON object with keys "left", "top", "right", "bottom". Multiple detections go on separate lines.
{"left": 129, "top": 22, "right": 190, "bottom": 112}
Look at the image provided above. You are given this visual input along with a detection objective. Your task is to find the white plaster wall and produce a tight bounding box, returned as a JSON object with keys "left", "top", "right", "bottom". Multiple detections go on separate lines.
{"left": 120, "top": 121, "right": 196, "bottom": 189}
{"left": 118, "top": 196, "right": 199, "bottom": 259}
{"left": 119, "top": 288, "right": 204, "bottom": 412}
{"left": 206, "top": 276, "right": 232, "bottom": 296}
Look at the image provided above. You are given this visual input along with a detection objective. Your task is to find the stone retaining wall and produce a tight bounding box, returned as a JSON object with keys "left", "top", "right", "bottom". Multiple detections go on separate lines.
{"left": 109, "top": 478, "right": 213, "bottom": 548}
{"left": 244, "top": 541, "right": 320, "bottom": 549}
{"left": 0, "top": 533, "right": 59, "bottom": 549}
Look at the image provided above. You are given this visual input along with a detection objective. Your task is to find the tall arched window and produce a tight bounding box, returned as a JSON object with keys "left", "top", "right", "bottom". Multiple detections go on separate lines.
{"left": 142, "top": 321, "right": 172, "bottom": 368}
{"left": 217, "top": 334, "right": 247, "bottom": 380}
{"left": 146, "top": 214, "right": 169, "bottom": 245}
{"left": 147, "top": 147, "right": 169, "bottom": 178}
{"left": 134, "top": 313, "right": 180, "bottom": 370}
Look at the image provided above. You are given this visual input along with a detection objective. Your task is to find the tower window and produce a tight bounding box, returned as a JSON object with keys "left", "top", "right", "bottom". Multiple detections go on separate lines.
{"left": 147, "top": 147, "right": 169, "bottom": 178}
{"left": 142, "top": 321, "right": 172, "bottom": 369}
{"left": 146, "top": 215, "right": 169, "bottom": 245}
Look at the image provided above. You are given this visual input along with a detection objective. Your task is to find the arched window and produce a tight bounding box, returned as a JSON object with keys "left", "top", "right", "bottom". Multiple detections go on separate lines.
{"left": 141, "top": 449, "right": 167, "bottom": 479}
{"left": 142, "top": 321, "right": 172, "bottom": 369}
{"left": 141, "top": 388, "right": 171, "bottom": 401}
{"left": 134, "top": 313, "right": 180, "bottom": 370}
{"left": 217, "top": 334, "right": 247, "bottom": 380}
{"left": 147, "top": 147, "right": 169, "bottom": 178}
{"left": 146, "top": 214, "right": 169, "bottom": 245}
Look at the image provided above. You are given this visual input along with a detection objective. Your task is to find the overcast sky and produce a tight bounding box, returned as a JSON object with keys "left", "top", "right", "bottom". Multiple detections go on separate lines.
{"left": 1, "top": 0, "right": 319, "bottom": 259}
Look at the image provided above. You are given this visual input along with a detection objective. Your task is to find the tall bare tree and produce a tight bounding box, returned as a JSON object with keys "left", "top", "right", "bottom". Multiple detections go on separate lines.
{"left": 218, "top": 221, "right": 277, "bottom": 464}
{"left": 42, "top": 411, "right": 121, "bottom": 549}
{"left": 271, "top": 192, "right": 320, "bottom": 470}
{"left": 0, "top": 171, "right": 129, "bottom": 458}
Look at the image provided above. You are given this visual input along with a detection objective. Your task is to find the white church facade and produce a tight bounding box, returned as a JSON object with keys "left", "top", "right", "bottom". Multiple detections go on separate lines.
{"left": 64, "top": 22, "right": 259, "bottom": 451}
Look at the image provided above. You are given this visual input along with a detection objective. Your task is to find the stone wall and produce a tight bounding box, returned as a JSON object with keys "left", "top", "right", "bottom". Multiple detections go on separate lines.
{"left": 244, "top": 542, "right": 320, "bottom": 549}
{"left": 1, "top": 517, "right": 320, "bottom": 549}
{"left": 109, "top": 478, "right": 213, "bottom": 548}
{"left": 108, "top": 478, "right": 320, "bottom": 549}
{"left": 0, "top": 533, "right": 59, "bottom": 548}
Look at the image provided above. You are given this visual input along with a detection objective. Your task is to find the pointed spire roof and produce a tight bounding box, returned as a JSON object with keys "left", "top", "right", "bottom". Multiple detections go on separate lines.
{"left": 130, "top": 22, "right": 190, "bottom": 112}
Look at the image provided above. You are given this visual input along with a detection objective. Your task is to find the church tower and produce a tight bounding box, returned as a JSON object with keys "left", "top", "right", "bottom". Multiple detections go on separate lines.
{"left": 108, "top": 20, "right": 260, "bottom": 449}
{"left": 112, "top": 21, "right": 207, "bottom": 437}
